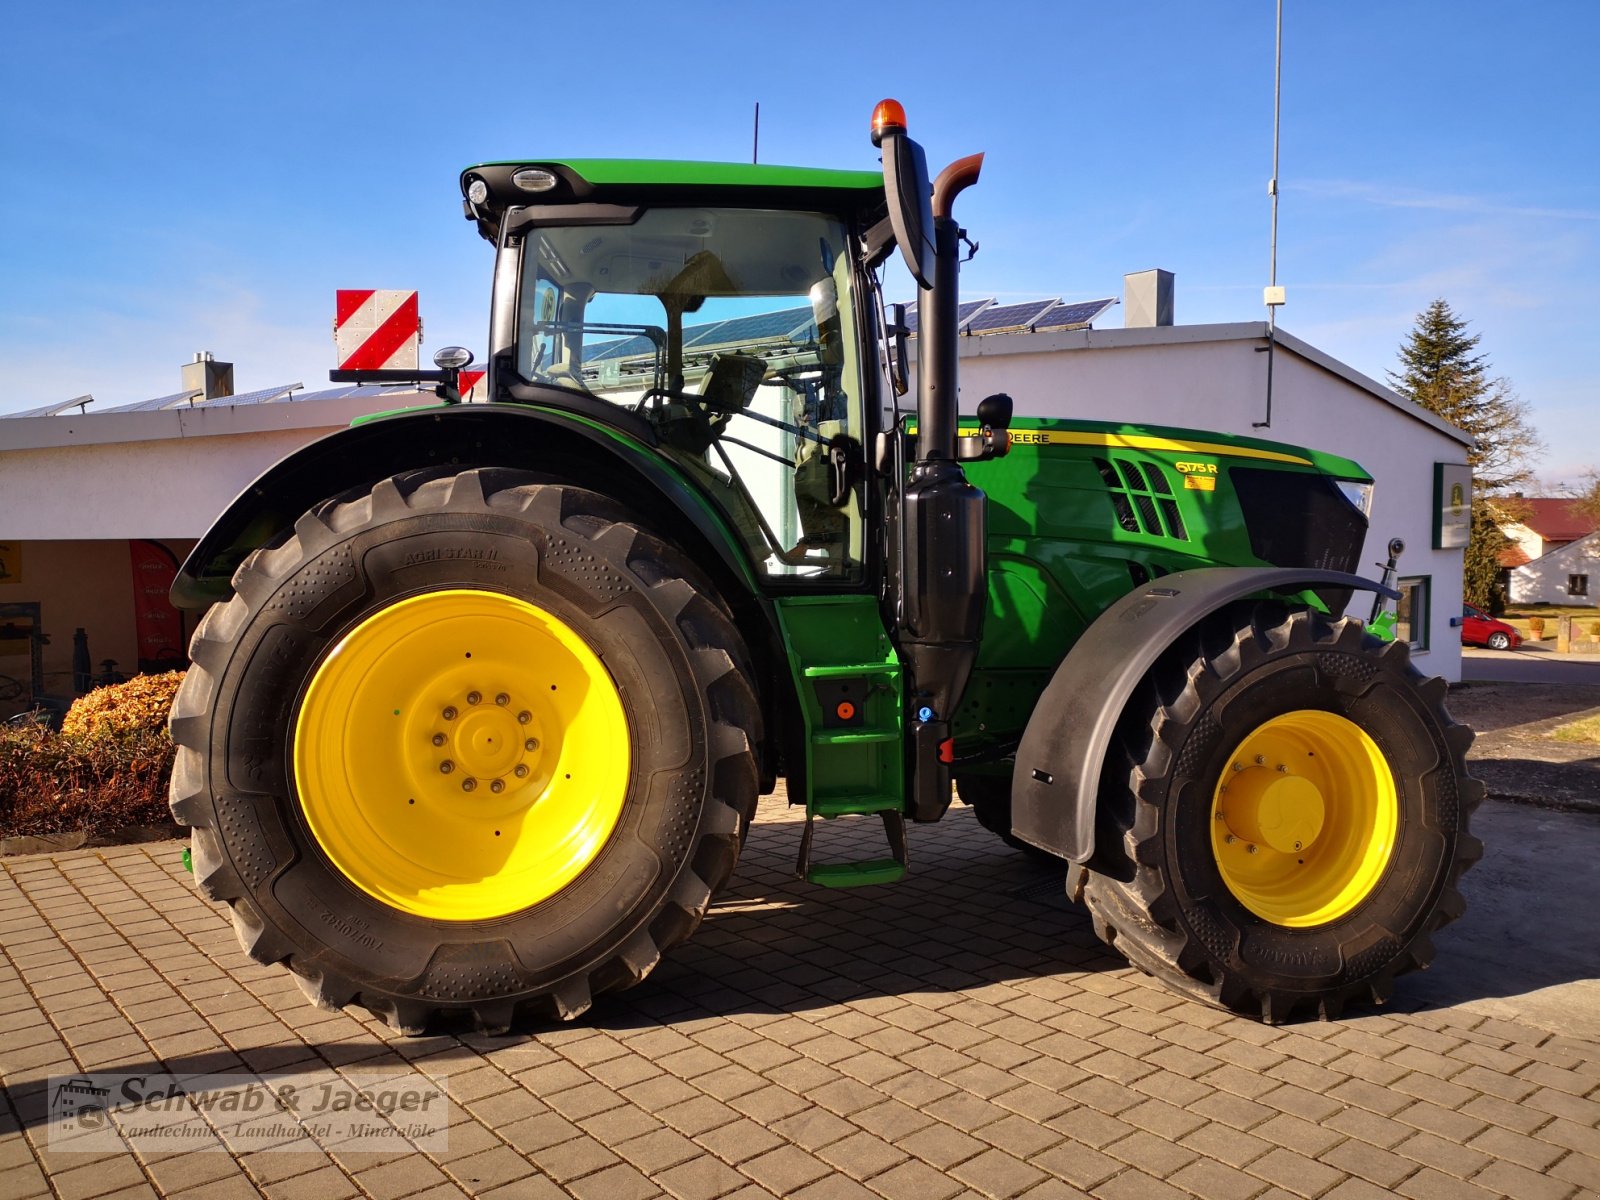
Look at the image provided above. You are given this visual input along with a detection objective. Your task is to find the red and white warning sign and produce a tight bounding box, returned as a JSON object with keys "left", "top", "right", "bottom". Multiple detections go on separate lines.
{"left": 335, "top": 290, "right": 420, "bottom": 370}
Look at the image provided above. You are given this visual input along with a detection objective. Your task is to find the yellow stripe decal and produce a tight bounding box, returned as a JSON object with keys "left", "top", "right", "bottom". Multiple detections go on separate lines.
{"left": 963, "top": 428, "right": 1312, "bottom": 466}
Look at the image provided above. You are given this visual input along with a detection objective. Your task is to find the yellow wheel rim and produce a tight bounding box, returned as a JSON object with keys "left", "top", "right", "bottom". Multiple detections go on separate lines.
{"left": 1210, "top": 709, "right": 1397, "bottom": 927}
{"left": 293, "top": 589, "right": 629, "bottom": 921}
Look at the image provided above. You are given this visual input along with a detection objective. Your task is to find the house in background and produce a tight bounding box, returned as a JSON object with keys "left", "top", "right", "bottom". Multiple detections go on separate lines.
{"left": 1499, "top": 497, "right": 1600, "bottom": 606}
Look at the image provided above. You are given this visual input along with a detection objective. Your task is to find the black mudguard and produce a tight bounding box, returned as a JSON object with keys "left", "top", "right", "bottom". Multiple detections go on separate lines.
{"left": 171, "top": 403, "right": 755, "bottom": 611}
{"left": 1010, "top": 566, "right": 1397, "bottom": 864}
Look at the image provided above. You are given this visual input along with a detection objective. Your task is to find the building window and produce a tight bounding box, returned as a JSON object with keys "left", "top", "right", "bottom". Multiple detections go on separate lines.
{"left": 1570, "top": 574, "right": 1589, "bottom": 598}
{"left": 1396, "top": 576, "right": 1430, "bottom": 652}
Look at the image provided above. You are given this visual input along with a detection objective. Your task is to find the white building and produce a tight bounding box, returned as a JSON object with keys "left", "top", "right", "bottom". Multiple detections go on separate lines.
{"left": 1509, "top": 530, "right": 1600, "bottom": 607}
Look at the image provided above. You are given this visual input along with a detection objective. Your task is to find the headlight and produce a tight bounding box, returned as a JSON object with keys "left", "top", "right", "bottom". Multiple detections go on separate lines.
{"left": 1336, "top": 480, "right": 1374, "bottom": 517}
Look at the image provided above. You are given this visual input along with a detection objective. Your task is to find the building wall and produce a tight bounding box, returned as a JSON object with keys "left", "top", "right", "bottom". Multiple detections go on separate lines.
{"left": 1510, "top": 532, "right": 1600, "bottom": 607}
{"left": 0, "top": 538, "right": 195, "bottom": 704}
{"left": 950, "top": 328, "right": 1470, "bottom": 680}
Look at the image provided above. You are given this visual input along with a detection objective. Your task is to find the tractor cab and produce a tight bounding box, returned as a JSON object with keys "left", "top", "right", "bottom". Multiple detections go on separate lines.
{"left": 459, "top": 162, "right": 893, "bottom": 582}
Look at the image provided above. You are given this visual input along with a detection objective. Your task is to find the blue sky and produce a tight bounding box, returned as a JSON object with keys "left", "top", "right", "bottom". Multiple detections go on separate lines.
{"left": 3, "top": 2, "right": 1595, "bottom": 481}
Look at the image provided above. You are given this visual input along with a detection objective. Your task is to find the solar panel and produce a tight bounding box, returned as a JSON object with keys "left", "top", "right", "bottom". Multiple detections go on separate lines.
{"left": 685, "top": 306, "right": 813, "bottom": 349}
{"left": 5, "top": 394, "right": 94, "bottom": 418}
{"left": 98, "top": 389, "right": 203, "bottom": 414}
{"left": 903, "top": 298, "right": 993, "bottom": 336}
{"left": 294, "top": 384, "right": 433, "bottom": 402}
{"left": 1032, "top": 297, "right": 1117, "bottom": 331}
{"left": 586, "top": 335, "right": 657, "bottom": 362}
{"left": 964, "top": 299, "right": 1060, "bottom": 335}
{"left": 191, "top": 383, "right": 302, "bottom": 408}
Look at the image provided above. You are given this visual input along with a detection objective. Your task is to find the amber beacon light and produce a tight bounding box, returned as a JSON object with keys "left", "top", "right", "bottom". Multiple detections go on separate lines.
{"left": 870, "top": 99, "right": 907, "bottom": 146}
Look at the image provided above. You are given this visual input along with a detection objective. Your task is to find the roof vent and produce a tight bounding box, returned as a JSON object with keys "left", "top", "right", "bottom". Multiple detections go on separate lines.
{"left": 1124, "top": 270, "right": 1174, "bottom": 328}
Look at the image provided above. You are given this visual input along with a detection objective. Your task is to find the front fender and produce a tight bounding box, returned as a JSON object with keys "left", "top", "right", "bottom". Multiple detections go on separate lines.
{"left": 172, "top": 403, "right": 758, "bottom": 609}
{"left": 1010, "top": 566, "right": 1397, "bottom": 863}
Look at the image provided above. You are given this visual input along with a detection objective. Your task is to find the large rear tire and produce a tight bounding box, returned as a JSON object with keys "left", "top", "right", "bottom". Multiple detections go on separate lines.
{"left": 1080, "top": 603, "right": 1481, "bottom": 1022}
{"left": 169, "top": 468, "right": 759, "bottom": 1033}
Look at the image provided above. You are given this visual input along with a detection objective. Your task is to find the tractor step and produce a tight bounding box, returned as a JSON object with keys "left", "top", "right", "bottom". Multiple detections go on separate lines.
{"left": 797, "top": 809, "right": 908, "bottom": 888}
{"left": 812, "top": 793, "right": 902, "bottom": 816}
{"left": 811, "top": 730, "right": 898, "bottom": 746}
{"left": 802, "top": 663, "right": 901, "bottom": 679}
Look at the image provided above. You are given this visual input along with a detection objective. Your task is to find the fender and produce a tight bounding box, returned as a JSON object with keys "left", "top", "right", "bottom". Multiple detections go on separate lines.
{"left": 1010, "top": 566, "right": 1398, "bottom": 864}
{"left": 171, "top": 402, "right": 760, "bottom": 610}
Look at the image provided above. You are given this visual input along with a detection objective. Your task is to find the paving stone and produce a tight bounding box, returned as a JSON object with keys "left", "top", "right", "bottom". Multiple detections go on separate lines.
{"left": 948, "top": 1147, "right": 1047, "bottom": 1199}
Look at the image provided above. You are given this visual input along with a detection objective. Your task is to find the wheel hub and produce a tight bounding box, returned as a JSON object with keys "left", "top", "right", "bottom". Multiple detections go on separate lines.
{"left": 1218, "top": 766, "right": 1325, "bottom": 854}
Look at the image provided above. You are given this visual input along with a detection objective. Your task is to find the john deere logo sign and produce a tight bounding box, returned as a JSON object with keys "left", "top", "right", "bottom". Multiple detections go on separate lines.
{"left": 1435, "top": 463, "right": 1472, "bottom": 550}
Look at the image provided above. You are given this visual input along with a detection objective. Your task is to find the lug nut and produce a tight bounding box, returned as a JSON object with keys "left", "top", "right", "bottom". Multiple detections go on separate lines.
{"left": 524, "top": 737, "right": 539, "bottom": 752}
{"left": 1293, "top": 840, "right": 1303, "bottom": 851}
{"left": 1246, "top": 843, "right": 1258, "bottom": 854}
{"left": 1231, "top": 762, "right": 1244, "bottom": 773}
{"left": 495, "top": 693, "right": 510, "bottom": 706}
{"left": 1225, "top": 834, "right": 1236, "bottom": 844}
{"left": 432, "top": 733, "right": 446, "bottom": 747}
{"left": 467, "top": 691, "right": 482, "bottom": 705}
{"left": 1276, "top": 763, "right": 1287, "bottom": 773}
{"left": 517, "top": 710, "right": 532, "bottom": 725}
{"left": 514, "top": 764, "right": 529, "bottom": 778}
{"left": 490, "top": 780, "right": 505, "bottom": 794}
{"left": 439, "top": 760, "right": 455, "bottom": 774}
{"left": 461, "top": 778, "right": 477, "bottom": 792}
{"left": 442, "top": 706, "right": 457, "bottom": 721}
{"left": 1254, "top": 755, "right": 1266, "bottom": 765}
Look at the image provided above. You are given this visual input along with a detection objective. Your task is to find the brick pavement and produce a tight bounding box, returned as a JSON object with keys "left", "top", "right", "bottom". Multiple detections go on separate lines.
{"left": 1, "top": 793, "right": 1597, "bottom": 1200}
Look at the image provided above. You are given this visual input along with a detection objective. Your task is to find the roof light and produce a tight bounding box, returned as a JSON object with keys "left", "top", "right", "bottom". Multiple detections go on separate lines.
{"left": 511, "top": 167, "right": 558, "bottom": 193}
{"left": 433, "top": 346, "right": 474, "bottom": 371}
{"left": 466, "top": 177, "right": 489, "bottom": 205}
{"left": 871, "top": 99, "right": 907, "bottom": 147}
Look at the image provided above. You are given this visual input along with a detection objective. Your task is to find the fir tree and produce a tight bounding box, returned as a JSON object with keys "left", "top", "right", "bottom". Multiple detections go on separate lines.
{"left": 1390, "top": 300, "right": 1541, "bottom": 609}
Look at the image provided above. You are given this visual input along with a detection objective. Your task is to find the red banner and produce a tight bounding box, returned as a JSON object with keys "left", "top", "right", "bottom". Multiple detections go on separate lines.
{"left": 129, "top": 541, "right": 185, "bottom": 667}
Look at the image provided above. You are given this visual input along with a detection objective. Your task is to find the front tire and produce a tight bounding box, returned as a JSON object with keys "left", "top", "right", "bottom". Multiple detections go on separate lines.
{"left": 1081, "top": 603, "right": 1481, "bottom": 1022}
{"left": 1487, "top": 631, "right": 1511, "bottom": 651}
{"left": 169, "top": 468, "right": 759, "bottom": 1033}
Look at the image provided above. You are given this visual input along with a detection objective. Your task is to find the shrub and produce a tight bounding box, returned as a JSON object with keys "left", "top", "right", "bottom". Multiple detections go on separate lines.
{"left": 62, "top": 670, "right": 185, "bottom": 740}
{"left": 2, "top": 673, "right": 184, "bottom": 840}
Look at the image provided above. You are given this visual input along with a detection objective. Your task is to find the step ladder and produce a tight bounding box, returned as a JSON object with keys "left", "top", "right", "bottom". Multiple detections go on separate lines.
{"left": 774, "top": 598, "right": 908, "bottom": 888}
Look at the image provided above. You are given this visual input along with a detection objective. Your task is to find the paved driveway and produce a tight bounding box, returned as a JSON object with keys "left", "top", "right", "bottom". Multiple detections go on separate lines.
{"left": 2, "top": 794, "right": 1597, "bottom": 1200}
{"left": 1463, "top": 645, "right": 1600, "bottom": 686}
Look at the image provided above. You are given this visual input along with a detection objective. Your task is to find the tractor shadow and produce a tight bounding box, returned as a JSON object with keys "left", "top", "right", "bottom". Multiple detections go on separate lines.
{"left": 592, "top": 801, "right": 1600, "bottom": 1042}
{"left": 605, "top": 807, "right": 1111, "bottom": 1025}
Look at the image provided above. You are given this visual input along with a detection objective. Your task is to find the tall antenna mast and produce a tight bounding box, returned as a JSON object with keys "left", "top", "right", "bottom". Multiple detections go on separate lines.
{"left": 1255, "top": 0, "right": 1285, "bottom": 428}
{"left": 752, "top": 102, "right": 760, "bottom": 164}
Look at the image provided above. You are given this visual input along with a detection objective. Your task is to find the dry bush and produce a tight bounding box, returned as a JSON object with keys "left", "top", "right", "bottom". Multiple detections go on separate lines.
{"left": 62, "top": 671, "right": 185, "bottom": 740}
{"left": 2, "top": 673, "right": 184, "bottom": 840}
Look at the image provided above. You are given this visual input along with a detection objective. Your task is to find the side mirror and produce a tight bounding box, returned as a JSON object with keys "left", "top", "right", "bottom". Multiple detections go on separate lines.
{"left": 874, "top": 101, "right": 935, "bottom": 290}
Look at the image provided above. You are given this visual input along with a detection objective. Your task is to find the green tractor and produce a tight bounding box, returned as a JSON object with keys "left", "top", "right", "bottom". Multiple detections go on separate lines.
{"left": 169, "top": 102, "right": 1479, "bottom": 1033}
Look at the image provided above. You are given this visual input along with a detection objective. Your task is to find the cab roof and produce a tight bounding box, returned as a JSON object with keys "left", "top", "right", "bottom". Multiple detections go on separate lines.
{"left": 459, "top": 158, "right": 885, "bottom": 243}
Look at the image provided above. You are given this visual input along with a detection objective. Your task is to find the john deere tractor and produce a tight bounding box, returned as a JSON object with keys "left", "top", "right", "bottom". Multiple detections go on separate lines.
{"left": 169, "top": 102, "right": 1478, "bottom": 1033}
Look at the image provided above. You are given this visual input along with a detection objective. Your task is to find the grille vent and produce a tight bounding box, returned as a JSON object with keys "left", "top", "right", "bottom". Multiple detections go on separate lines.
{"left": 1093, "top": 457, "right": 1189, "bottom": 541}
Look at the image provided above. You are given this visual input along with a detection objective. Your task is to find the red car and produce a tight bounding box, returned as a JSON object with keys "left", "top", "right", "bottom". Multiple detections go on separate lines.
{"left": 1461, "top": 605, "right": 1521, "bottom": 650}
